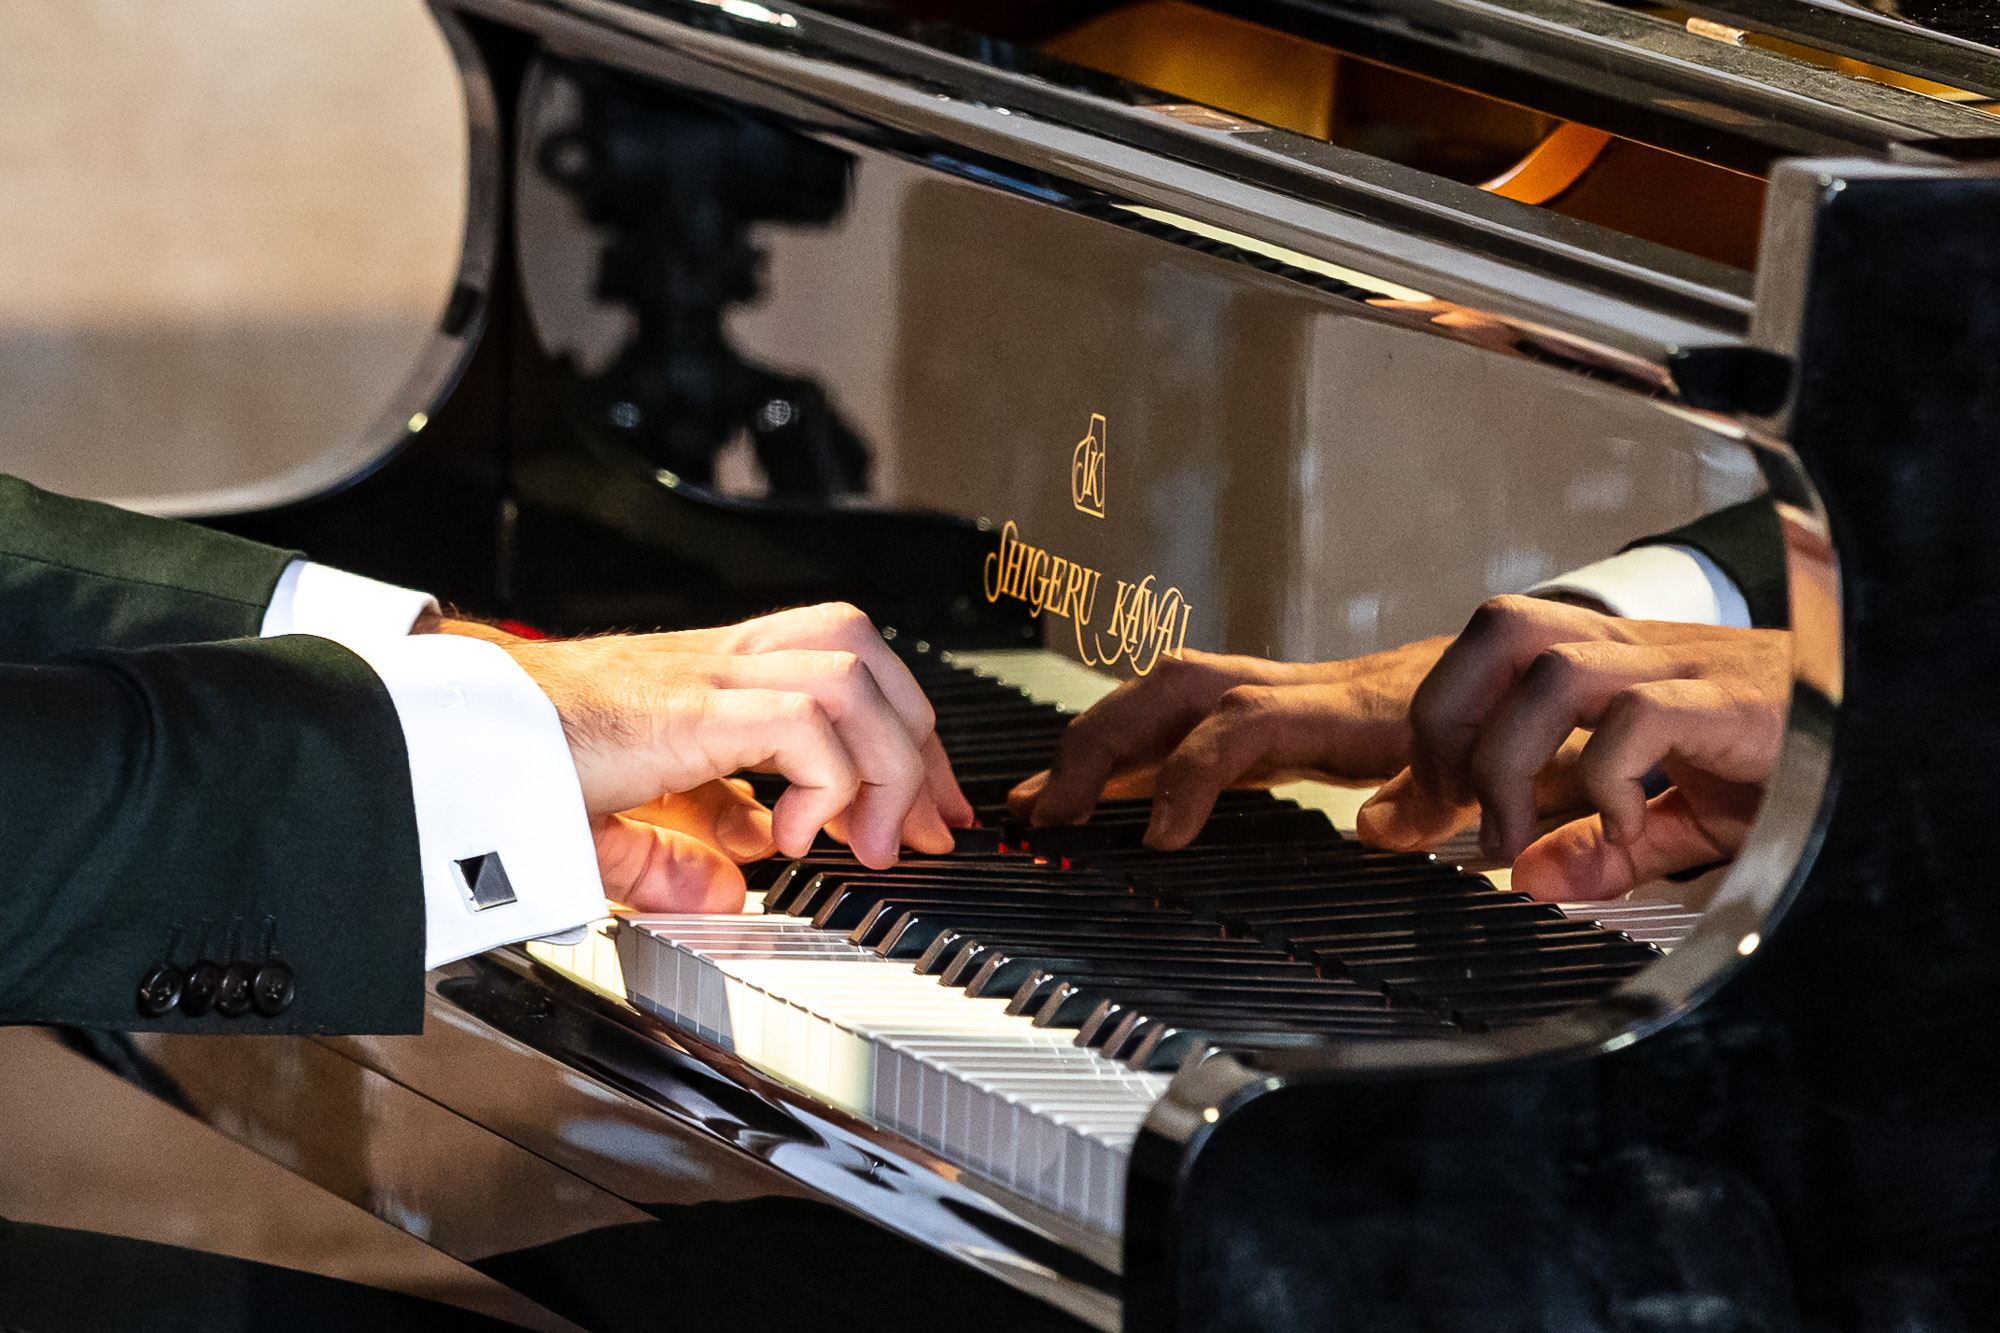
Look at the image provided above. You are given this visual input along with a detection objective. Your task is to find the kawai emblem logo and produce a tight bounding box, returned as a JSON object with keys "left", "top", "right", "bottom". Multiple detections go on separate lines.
{"left": 1071, "top": 414, "right": 1107, "bottom": 518}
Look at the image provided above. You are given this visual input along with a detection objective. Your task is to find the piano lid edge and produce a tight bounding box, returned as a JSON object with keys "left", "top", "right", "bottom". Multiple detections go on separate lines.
{"left": 444, "top": 0, "right": 1755, "bottom": 365}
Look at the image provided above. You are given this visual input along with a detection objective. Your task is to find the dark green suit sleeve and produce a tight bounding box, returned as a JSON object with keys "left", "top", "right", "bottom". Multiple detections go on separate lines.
{"left": 0, "top": 475, "right": 426, "bottom": 1032}
{"left": 0, "top": 473, "right": 301, "bottom": 657}
{"left": 0, "top": 638, "right": 425, "bottom": 1032}
{"left": 1624, "top": 498, "right": 1789, "bottom": 630}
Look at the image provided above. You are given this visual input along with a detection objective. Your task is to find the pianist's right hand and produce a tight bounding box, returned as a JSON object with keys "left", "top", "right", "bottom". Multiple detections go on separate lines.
{"left": 445, "top": 603, "right": 970, "bottom": 912}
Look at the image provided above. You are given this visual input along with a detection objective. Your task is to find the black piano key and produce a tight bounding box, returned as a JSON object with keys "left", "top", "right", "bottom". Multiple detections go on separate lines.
{"left": 1003, "top": 962, "right": 1323, "bottom": 1017}
{"left": 1021, "top": 807, "right": 1337, "bottom": 858}
{"left": 950, "top": 826, "right": 1004, "bottom": 854}
{"left": 1402, "top": 964, "right": 1652, "bottom": 1002}
{"left": 791, "top": 868, "right": 1104, "bottom": 918}
{"left": 1077, "top": 843, "right": 1390, "bottom": 876}
{"left": 1317, "top": 919, "right": 1610, "bottom": 960}
{"left": 917, "top": 927, "right": 1282, "bottom": 978}
{"left": 1255, "top": 900, "right": 1568, "bottom": 937}
{"left": 742, "top": 859, "right": 798, "bottom": 895}
{"left": 1122, "top": 859, "right": 1450, "bottom": 895}
{"left": 781, "top": 859, "right": 1091, "bottom": 915}
{"left": 1352, "top": 940, "right": 1661, "bottom": 987}
{"left": 1173, "top": 882, "right": 1517, "bottom": 923}
{"left": 865, "top": 908, "right": 1217, "bottom": 956}
{"left": 1139, "top": 861, "right": 1479, "bottom": 894}
{"left": 1007, "top": 791, "right": 1299, "bottom": 838}
{"left": 816, "top": 887, "right": 1147, "bottom": 933}
{"left": 760, "top": 853, "right": 1007, "bottom": 912}
{"left": 1122, "top": 1014, "right": 1459, "bottom": 1070}
{"left": 1095, "top": 1004, "right": 1434, "bottom": 1061}
{"left": 1415, "top": 968, "right": 1657, "bottom": 1006}
{"left": 1026, "top": 977, "right": 1393, "bottom": 1027}
{"left": 1064, "top": 976, "right": 1392, "bottom": 1040}
{"left": 948, "top": 939, "right": 1295, "bottom": 993}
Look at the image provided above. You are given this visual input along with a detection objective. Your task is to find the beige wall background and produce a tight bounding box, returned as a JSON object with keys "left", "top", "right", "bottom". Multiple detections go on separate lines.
{"left": 0, "top": 0, "right": 466, "bottom": 506}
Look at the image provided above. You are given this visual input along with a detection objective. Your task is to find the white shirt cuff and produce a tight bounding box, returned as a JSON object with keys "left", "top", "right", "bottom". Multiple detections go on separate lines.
{"left": 1528, "top": 544, "right": 1752, "bottom": 628}
{"left": 340, "top": 635, "right": 604, "bottom": 969}
{"left": 260, "top": 559, "right": 438, "bottom": 644}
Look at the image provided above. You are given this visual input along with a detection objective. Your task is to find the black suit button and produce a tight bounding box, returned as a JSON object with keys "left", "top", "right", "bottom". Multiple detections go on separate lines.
{"left": 136, "top": 964, "right": 185, "bottom": 1018}
{"left": 179, "top": 961, "right": 222, "bottom": 1016}
{"left": 215, "top": 962, "right": 255, "bottom": 1017}
{"left": 251, "top": 961, "right": 296, "bottom": 1017}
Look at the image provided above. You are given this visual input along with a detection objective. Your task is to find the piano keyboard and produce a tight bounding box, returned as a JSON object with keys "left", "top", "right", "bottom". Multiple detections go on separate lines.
{"left": 598, "top": 648, "right": 1698, "bottom": 1231}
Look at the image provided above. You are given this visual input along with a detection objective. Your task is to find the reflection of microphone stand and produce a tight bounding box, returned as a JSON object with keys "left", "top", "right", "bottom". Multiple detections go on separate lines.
{"left": 537, "top": 63, "right": 870, "bottom": 499}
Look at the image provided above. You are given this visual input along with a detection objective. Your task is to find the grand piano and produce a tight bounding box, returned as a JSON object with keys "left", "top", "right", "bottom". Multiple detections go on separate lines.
{"left": 55, "top": 0, "right": 2000, "bottom": 1328}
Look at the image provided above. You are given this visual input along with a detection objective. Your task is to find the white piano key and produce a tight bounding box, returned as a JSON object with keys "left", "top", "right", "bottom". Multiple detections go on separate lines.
{"left": 615, "top": 914, "right": 1164, "bottom": 1229}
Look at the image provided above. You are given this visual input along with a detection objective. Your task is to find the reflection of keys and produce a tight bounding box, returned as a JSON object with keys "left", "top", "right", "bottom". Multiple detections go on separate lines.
{"left": 1555, "top": 900, "right": 1700, "bottom": 949}
{"left": 615, "top": 913, "right": 1165, "bottom": 1232}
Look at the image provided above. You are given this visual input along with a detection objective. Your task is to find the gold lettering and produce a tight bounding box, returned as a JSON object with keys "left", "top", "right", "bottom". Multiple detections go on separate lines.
{"left": 1122, "top": 575, "right": 1155, "bottom": 667}
{"left": 1094, "top": 579, "right": 1135, "bottom": 667}
{"left": 1033, "top": 555, "right": 1066, "bottom": 616}
{"left": 1004, "top": 535, "right": 1031, "bottom": 601}
{"left": 982, "top": 519, "right": 1186, "bottom": 671}
{"left": 1057, "top": 562, "right": 1084, "bottom": 621}
{"left": 1135, "top": 585, "right": 1184, "bottom": 675}
{"left": 982, "top": 520, "right": 1017, "bottom": 603}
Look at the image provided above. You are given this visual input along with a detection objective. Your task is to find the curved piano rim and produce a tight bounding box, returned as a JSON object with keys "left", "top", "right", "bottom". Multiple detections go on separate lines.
{"left": 431, "top": 948, "right": 1131, "bottom": 1325}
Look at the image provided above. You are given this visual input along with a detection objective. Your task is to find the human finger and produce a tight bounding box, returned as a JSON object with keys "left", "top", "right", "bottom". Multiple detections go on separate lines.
{"left": 593, "top": 814, "right": 749, "bottom": 913}
{"left": 1025, "top": 656, "right": 1243, "bottom": 826}
{"left": 621, "top": 779, "right": 775, "bottom": 863}
{"left": 1142, "top": 684, "right": 1382, "bottom": 848}
{"left": 1466, "top": 641, "right": 1707, "bottom": 861}
{"left": 689, "top": 603, "right": 941, "bottom": 742}
{"left": 1354, "top": 766, "right": 1477, "bottom": 851}
{"left": 715, "top": 650, "right": 932, "bottom": 865}
{"left": 1406, "top": 596, "right": 1623, "bottom": 810}
{"left": 1509, "top": 788, "right": 1738, "bottom": 902}
{"left": 922, "top": 734, "right": 976, "bottom": 830}
{"left": 693, "top": 687, "right": 860, "bottom": 861}
{"left": 1576, "top": 677, "right": 1783, "bottom": 850}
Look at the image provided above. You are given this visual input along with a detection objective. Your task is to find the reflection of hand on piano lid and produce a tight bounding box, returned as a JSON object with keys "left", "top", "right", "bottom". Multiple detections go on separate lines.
{"left": 441, "top": 602, "right": 972, "bottom": 912}
{"left": 1358, "top": 595, "right": 1790, "bottom": 902}
{"left": 1006, "top": 637, "right": 1452, "bottom": 843}
{"left": 1009, "top": 596, "right": 1787, "bottom": 906}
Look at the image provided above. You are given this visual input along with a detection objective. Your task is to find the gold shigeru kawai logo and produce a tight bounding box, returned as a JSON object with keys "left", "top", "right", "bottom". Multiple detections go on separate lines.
{"left": 982, "top": 517, "right": 1194, "bottom": 676}
{"left": 979, "top": 414, "right": 1191, "bottom": 675}
{"left": 1072, "top": 413, "right": 1106, "bottom": 517}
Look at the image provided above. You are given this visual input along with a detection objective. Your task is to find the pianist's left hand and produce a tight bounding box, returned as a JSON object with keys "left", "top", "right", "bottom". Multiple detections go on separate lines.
{"left": 439, "top": 603, "right": 974, "bottom": 913}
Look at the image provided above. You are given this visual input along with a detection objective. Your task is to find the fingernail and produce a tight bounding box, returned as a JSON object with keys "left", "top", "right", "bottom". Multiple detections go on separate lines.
{"left": 718, "top": 804, "right": 774, "bottom": 860}
{"left": 1354, "top": 793, "right": 1397, "bottom": 843}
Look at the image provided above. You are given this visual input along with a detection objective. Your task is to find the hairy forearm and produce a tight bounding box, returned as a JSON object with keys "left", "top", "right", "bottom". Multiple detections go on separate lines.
{"left": 413, "top": 609, "right": 527, "bottom": 645}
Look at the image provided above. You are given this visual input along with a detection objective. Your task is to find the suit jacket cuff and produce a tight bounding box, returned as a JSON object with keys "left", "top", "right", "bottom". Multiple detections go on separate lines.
{"left": 1528, "top": 544, "right": 1752, "bottom": 627}
{"left": 341, "top": 635, "right": 604, "bottom": 968}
